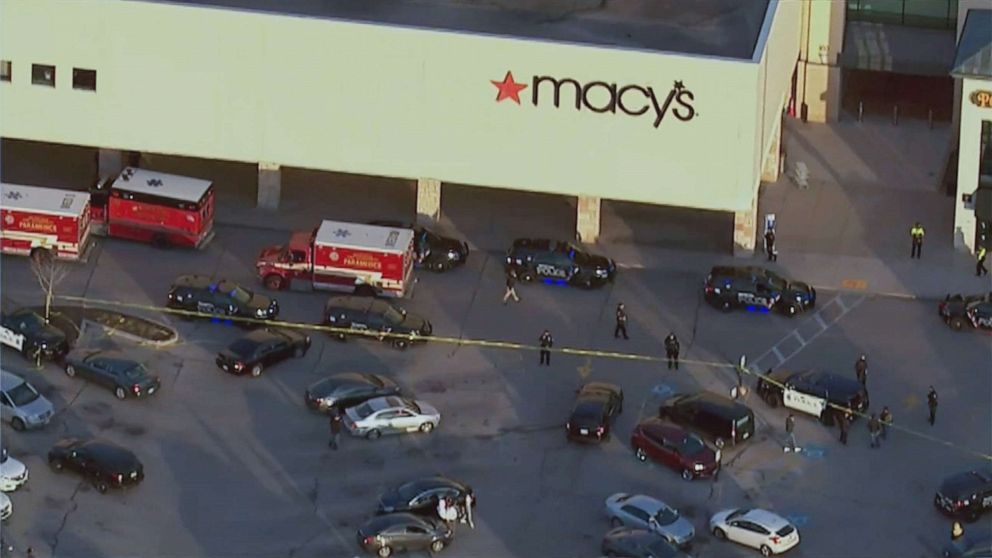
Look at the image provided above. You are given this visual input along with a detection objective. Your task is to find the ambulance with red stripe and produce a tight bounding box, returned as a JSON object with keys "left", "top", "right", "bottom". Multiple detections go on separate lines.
{"left": 0, "top": 183, "right": 93, "bottom": 261}
{"left": 256, "top": 220, "right": 416, "bottom": 297}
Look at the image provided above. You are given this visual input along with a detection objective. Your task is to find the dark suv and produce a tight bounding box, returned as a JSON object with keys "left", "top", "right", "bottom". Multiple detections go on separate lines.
{"left": 703, "top": 266, "right": 815, "bottom": 317}
{"left": 566, "top": 382, "right": 624, "bottom": 443}
{"left": 167, "top": 275, "right": 279, "bottom": 324}
{"left": 0, "top": 308, "right": 69, "bottom": 361}
{"left": 935, "top": 469, "right": 992, "bottom": 522}
{"left": 658, "top": 392, "right": 755, "bottom": 448}
{"left": 324, "top": 296, "right": 432, "bottom": 349}
{"left": 757, "top": 369, "right": 868, "bottom": 426}
{"left": 48, "top": 438, "right": 144, "bottom": 493}
{"left": 504, "top": 239, "right": 616, "bottom": 289}
{"left": 368, "top": 220, "right": 469, "bottom": 272}
{"left": 939, "top": 292, "right": 992, "bottom": 331}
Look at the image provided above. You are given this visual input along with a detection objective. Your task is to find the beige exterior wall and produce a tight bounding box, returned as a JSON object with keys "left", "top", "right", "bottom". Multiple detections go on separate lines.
{"left": 954, "top": 78, "right": 990, "bottom": 252}
{"left": 0, "top": 0, "right": 798, "bottom": 214}
{"left": 797, "top": 0, "right": 845, "bottom": 123}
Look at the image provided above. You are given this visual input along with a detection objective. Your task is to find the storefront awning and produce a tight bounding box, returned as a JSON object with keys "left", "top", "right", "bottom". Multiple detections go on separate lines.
{"left": 840, "top": 21, "right": 956, "bottom": 77}
{"left": 951, "top": 9, "right": 992, "bottom": 80}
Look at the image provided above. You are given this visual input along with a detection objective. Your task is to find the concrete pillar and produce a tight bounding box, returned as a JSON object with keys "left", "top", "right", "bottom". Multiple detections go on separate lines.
{"left": 416, "top": 178, "right": 442, "bottom": 226}
{"left": 761, "top": 119, "right": 783, "bottom": 183}
{"left": 576, "top": 195, "right": 601, "bottom": 243}
{"left": 97, "top": 148, "right": 123, "bottom": 179}
{"left": 733, "top": 195, "right": 759, "bottom": 257}
{"left": 257, "top": 162, "right": 281, "bottom": 210}
{"left": 797, "top": 0, "right": 845, "bottom": 123}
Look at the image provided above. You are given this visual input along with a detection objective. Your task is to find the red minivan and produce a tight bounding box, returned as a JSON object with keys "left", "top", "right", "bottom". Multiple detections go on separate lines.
{"left": 631, "top": 418, "right": 721, "bottom": 481}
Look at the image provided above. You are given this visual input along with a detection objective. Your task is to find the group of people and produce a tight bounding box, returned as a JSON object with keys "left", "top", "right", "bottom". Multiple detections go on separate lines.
{"left": 910, "top": 221, "right": 988, "bottom": 276}
{"left": 436, "top": 494, "right": 475, "bottom": 529}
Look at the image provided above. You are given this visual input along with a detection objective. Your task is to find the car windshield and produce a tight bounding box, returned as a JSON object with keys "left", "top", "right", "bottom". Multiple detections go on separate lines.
{"left": 654, "top": 507, "right": 679, "bottom": 526}
{"left": 14, "top": 312, "right": 46, "bottom": 332}
{"left": 403, "top": 400, "right": 422, "bottom": 415}
{"left": 123, "top": 365, "right": 147, "bottom": 380}
{"left": 382, "top": 306, "right": 406, "bottom": 325}
{"left": 228, "top": 286, "right": 253, "bottom": 305}
{"left": 678, "top": 434, "right": 706, "bottom": 456}
{"left": 646, "top": 539, "right": 677, "bottom": 557}
{"left": 6, "top": 382, "right": 39, "bottom": 407}
{"left": 568, "top": 248, "right": 591, "bottom": 264}
{"left": 727, "top": 508, "right": 749, "bottom": 521}
{"left": 354, "top": 402, "right": 375, "bottom": 419}
{"left": 367, "top": 375, "right": 386, "bottom": 388}
{"left": 765, "top": 271, "right": 788, "bottom": 290}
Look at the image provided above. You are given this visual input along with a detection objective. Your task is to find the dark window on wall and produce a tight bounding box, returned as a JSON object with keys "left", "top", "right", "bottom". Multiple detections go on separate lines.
{"left": 0, "top": 61, "right": 10, "bottom": 82}
{"left": 31, "top": 64, "right": 55, "bottom": 87}
{"left": 846, "top": 0, "right": 958, "bottom": 30}
{"left": 73, "top": 68, "right": 96, "bottom": 91}
{"left": 980, "top": 121, "right": 992, "bottom": 190}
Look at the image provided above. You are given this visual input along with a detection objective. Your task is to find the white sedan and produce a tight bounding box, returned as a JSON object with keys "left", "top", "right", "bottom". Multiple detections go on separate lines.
{"left": 0, "top": 492, "right": 10, "bottom": 521}
{"left": 709, "top": 508, "right": 800, "bottom": 556}
{"left": 0, "top": 449, "right": 28, "bottom": 492}
{"left": 343, "top": 396, "right": 440, "bottom": 440}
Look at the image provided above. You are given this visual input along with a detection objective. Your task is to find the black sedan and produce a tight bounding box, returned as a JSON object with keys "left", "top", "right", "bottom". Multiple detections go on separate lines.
{"left": 601, "top": 527, "right": 689, "bottom": 558}
{"left": 305, "top": 373, "right": 401, "bottom": 413}
{"left": 566, "top": 382, "right": 623, "bottom": 443}
{"left": 63, "top": 349, "right": 161, "bottom": 400}
{"left": 357, "top": 512, "right": 453, "bottom": 556}
{"left": 939, "top": 292, "right": 992, "bottom": 331}
{"left": 377, "top": 476, "right": 474, "bottom": 515}
{"left": 216, "top": 328, "right": 310, "bottom": 377}
{"left": 368, "top": 221, "right": 469, "bottom": 272}
{"left": 48, "top": 438, "right": 144, "bottom": 493}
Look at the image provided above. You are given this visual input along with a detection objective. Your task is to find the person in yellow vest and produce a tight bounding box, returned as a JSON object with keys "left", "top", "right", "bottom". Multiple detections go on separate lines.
{"left": 951, "top": 520, "right": 964, "bottom": 541}
{"left": 977, "top": 246, "right": 988, "bottom": 277}
{"left": 910, "top": 223, "right": 925, "bottom": 259}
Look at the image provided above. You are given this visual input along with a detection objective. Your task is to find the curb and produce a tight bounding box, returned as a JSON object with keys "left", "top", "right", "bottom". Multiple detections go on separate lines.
{"left": 81, "top": 319, "right": 179, "bottom": 347}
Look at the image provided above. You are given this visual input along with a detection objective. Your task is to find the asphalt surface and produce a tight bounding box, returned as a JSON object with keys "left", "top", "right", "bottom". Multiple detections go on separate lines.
{"left": 1, "top": 223, "right": 990, "bottom": 558}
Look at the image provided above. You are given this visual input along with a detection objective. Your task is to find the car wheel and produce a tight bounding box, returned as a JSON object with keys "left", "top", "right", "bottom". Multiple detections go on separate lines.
{"left": 419, "top": 422, "right": 435, "bottom": 434}
{"left": 367, "top": 429, "right": 382, "bottom": 440}
{"left": 251, "top": 364, "right": 263, "bottom": 377}
{"left": 115, "top": 387, "right": 127, "bottom": 400}
{"left": 10, "top": 418, "right": 25, "bottom": 432}
{"left": 635, "top": 448, "right": 647, "bottom": 462}
{"left": 430, "top": 540, "right": 445, "bottom": 553}
{"left": 764, "top": 392, "right": 781, "bottom": 408}
{"left": 784, "top": 304, "right": 798, "bottom": 317}
{"left": 713, "top": 527, "right": 726, "bottom": 539}
{"left": 263, "top": 274, "right": 285, "bottom": 291}
{"left": 520, "top": 271, "right": 534, "bottom": 282}
{"left": 96, "top": 481, "right": 109, "bottom": 494}
{"left": 610, "top": 516, "right": 623, "bottom": 528}
{"left": 714, "top": 438, "right": 726, "bottom": 449}
{"left": 50, "top": 459, "right": 64, "bottom": 472}
{"left": 950, "top": 317, "right": 965, "bottom": 331}
{"left": 720, "top": 300, "right": 732, "bottom": 312}
{"left": 65, "top": 365, "right": 77, "bottom": 377}
{"left": 760, "top": 544, "right": 773, "bottom": 557}
{"left": 682, "top": 469, "right": 693, "bottom": 481}
{"left": 393, "top": 338, "right": 408, "bottom": 350}
{"left": 377, "top": 546, "right": 392, "bottom": 558}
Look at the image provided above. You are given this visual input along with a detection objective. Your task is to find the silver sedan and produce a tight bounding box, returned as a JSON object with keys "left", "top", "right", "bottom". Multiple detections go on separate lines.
{"left": 605, "top": 493, "right": 695, "bottom": 548}
{"left": 343, "top": 396, "right": 440, "bottom": 440}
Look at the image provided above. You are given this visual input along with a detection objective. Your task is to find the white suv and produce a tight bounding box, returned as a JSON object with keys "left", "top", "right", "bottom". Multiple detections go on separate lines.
{"left": 710, "top": 508, "right": 800, "bottom": 556}
{"left": 0, "top": 449, "right": 28, "bottom": 492}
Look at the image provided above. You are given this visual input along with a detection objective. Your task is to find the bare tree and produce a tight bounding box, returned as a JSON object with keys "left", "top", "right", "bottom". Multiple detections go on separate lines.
{"left": 30, "top": 249, "right": 70, "bottom": 322}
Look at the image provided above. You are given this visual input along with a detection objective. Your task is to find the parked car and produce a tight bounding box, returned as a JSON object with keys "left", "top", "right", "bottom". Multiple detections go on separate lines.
{"left": 377, "top": 476, "right": 474, "bottom": 515}
{"left": 64, "top": 349, "right": 161, "bottom": 400}
{"left": 600, "top": 527, "right": 688, "bottom": 558}
{"left": 305, "top": 373, "right": 401, "bottom": 413}
{"left": 935, "top": 468, "right": 992, "bottom": 522}
{"left": 943, "top": 534, "right": 992, "bottom": 558}
{"left": 167, "top": 275, "right": 279, "bottom": 324}
{"left": 709, "top": 508, "right": 800, "bottom": 556}
{"left": 756, "top": 369, "right": 868, "bottom": 425}
{"left": 48, "top": 438, "right": 144, "bottom": 493}
{"left": 368, "top": 220, "right": 469, "bottom": 272}
{"left": 216, "top": 328, "right": 310, "bottom": 377}
{"left": 0, "top": 449, "right": 28, "bottom": 492}
{"left": 566, "top": 382, "right": 623, "bottom": 443}
{"left": 0, "top": 307, "right": 69, "bottom": 361}
{"left": 631, "top": 418, "right": 720, "bottom": 480}
{"left": 357, "top": 512, "right": 453, "bottom": 556}
{"left": 0, "top": 492, "right": 10, "bottom": 521}
{"left": 343, "top": 396, "right": 440, "bottom": 440}
{"left": 659, "top": 392, "right": 755, "bottom": 448}
{"left": 504, "top": 238, "right": 616, "bottom": 289}
{"left": 703, "top": 266, "right": 815, "bottom": 317}
{"left": 0, "top": 369, "right": 55, "bottom": 431}
{"left": 605, "top": 493, "right": 695, "bottom": 548}
{"left": 939, "top": 292, "right": 992, "bottom": 331}
{"left": 324, "top": 296, "right": 432, "bottom": 349}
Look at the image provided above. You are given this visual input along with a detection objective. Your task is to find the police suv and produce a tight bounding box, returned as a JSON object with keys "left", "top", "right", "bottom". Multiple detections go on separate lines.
{"left": 939, "top": 292, "right": 992, "bottom": 332}
{"left": 756, "top": 369, "right": 869, "bottom": 425}
{"left": 166, "top": 275, "right": 279, "bottom": 324}
{"left": 703, "top": 266, "right": 815, "bottom": 317}
{"left": 504, "top": 239, "right": 616, "bottom": 289}
{"left": 0, "top": 308, "right": 69, "bottom": 361}
{"left": 935, "top": 468, "right": 992, "bottom": 522}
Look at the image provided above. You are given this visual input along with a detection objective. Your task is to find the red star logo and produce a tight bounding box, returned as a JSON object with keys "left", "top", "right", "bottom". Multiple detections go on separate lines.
{"left": 491, "top": 71, "right": 528, "bottom": 104}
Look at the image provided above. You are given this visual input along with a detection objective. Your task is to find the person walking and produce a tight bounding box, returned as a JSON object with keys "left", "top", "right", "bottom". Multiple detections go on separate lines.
{"left": 855, "top": 354, "right": 868, "bottom": 388}
{"left": 463, "top": 493, "right": 475, "bottom": 529}
{"left": 502, "top": 269, "right": 520, "bottom": 304}
{"left": 977, "top": 246, "right": 988, "bottom": 277}
{"left": 664, "top": 333, "right": 680, "bottom": 370}
{"left": 328, "top": 409, "right": 343, "bottom": 450}
{"left": 837, "top": 411, "right": 849, "bottom": 445}
{"left": 614, "top": 303, "right": 629, "bottom": 339}
{"left": 952, "top": 521, "right": 965, "bottom": 542}
{"left": 764, "top": 229, "right": 777, "bottom": 262}
{"left": 928, "top": 386, "right": 938, "bottom": 426}
{"left": 879, "top": 406, "right": 892, "bottom": 439}
{"left": 784, "top": 413, "right": 799, "bottom": 453}
{"left": 539, "top": 330, "right": 553, "bottom": 366}
{"left": 910, "top": 222, "right": 925, "bottom": 259}
{"left": 868, "top": 413, "right": 881, "bottom": 448}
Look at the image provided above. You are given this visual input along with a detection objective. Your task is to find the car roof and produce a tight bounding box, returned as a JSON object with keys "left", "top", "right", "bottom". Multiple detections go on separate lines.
{"left": 363, "top": 512, "right": 429, "bottom": 531}
{"left": 367, "top": 396, "right": 408, "bottom": 412}
{"left": 741, "top": 509, "right": 788, "bottom": 528}
{"left": 676, "top": 391, "right": 751, "bottom": 417}
{"left": 580, "top": 382, "right": 620, "bottom": 396}
{"left": 638, "top": 418, "right": 690, "bottom": 441}
{"left": 572, "top": 397, "right": 608, "bottom": 418}
{"left": 75, "top": 440, "right": 139, "bottom": 468}
{"left": 623, "top": 495, "right": 669, "bottom": 515}
{"left": 400, "top": 476, "right": 467, "bottom": 495}
{"left": 87, "top": 352, "right": 140, "bottom": 370}
{"left": 325, "top": 296, "right": 374, "bottom": 313}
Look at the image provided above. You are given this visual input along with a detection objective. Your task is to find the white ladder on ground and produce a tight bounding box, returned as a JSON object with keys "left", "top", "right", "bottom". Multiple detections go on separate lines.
{"left": 790, "top": 161, "right": 810, "bottom": 190}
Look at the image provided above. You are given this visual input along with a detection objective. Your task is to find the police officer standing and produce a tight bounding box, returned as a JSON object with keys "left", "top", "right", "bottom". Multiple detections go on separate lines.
{"left": 977, "top": 245, "right": 988, "bottom": 277}
{"left": 837, "top": 411, "right": 850, "bottom": 445}
{"left": 614, "top": 303, "right": 629, "bottom": 340}
{"left": 879, "top": 406, "right": 892, "bottom": 439}
{"left": 764, "top": 229, "right": 777, "bottom": 262}
{"left": 328, "top": 409, "right": 343, "bottom": 451}
{"left": 855, "top": 354, "right": 868, "bottom": 388}
{"left": 910, "top": 222, "right": 925, "bottom": 259}
{"left": 927, "top": 386, "right": 938, "bottom": 426}
{"left": 784, "top": 413, "right": 799, "bottom": 453}
{"left": 539, "top": 330, "right": 553, "bottom": 366}
{"left": 868, "top": 413, "right": 881, "bottom": 448}
{"left": 664, "top": 333, "right": 680, "bottom": 370}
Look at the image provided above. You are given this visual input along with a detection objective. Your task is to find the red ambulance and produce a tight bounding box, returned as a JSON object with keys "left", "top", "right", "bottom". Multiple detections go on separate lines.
{"left": 0, "top": 183, "right": 93, "bottom": 261}
{"left": 256, "top": 220, "right": 416, "bottom": 297}
{"left": 91, "top": 167, "right": 215, "bottom": 249}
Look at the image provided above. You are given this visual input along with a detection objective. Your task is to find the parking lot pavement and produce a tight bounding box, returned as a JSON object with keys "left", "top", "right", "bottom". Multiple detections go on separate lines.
{"left": 1, "top": 227, "right": 990, "bottom": 558}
